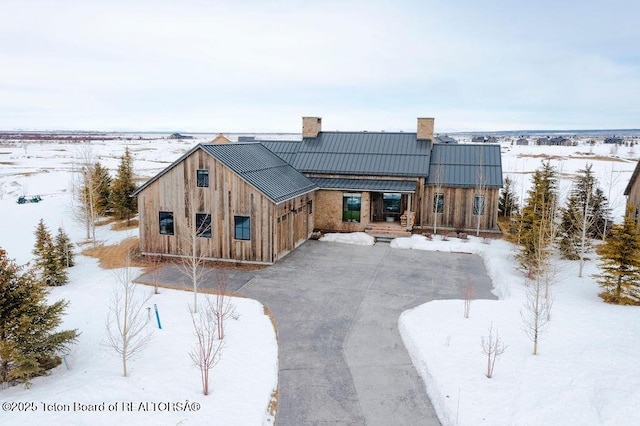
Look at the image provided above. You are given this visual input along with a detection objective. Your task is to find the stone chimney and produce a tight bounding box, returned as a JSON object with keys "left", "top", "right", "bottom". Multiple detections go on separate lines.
{"left": 302, "top": 117, "right": 322, "bottom": 138}
{"left": 417, "top": 117, "right": 435, "bottom": 140}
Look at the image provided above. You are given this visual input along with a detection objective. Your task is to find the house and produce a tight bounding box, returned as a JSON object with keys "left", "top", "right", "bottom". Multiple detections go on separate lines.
{"left": 134, "top": 116, "right": 503, "bottom": 264}
{"left": 624, "top": 159, "right": 640, "bottom": 221}
{"left": 262, "top": 117, "right": 502, "bottom": 234}
{"left": 516, "top": 138, "right": 529, "bottom": 146}
{"left": 132, "top": 143, "right": 317, "bottom": 264}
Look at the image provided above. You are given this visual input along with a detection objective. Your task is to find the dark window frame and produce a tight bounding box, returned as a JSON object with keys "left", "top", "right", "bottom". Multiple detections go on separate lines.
{"left": 159, "top": 211, "right": 174, "bottom": 235}
{"left": 383, "top": 193, "right": 402, "bottom": 214}
{"left": 234, "top": 216, "right": 251, "bottom": 240}
{"left": 197, "top": 169, "right": 209, "bottom": 187}
{"left": 195, "top": 213, "right": 212, "bottom": 238}
{"left": 342, "top": 193, "right": 362, "bottom": 222}
{"left": 433, "top": 192, "right": 444, "bottom": 214}
{"left": 473, "top": 194, "right": 485, "bottom": 216}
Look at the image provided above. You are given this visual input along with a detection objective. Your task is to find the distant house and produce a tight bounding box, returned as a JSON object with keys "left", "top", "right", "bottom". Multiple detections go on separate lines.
{"left": 471, "top": 135, "right": 497, "bottom": 143}
{"left": 536, "top": 136, "right": 573, "bottom": 146}
{"left": 604, "top": 136, "right": 624, "bottom": 144}
{"left": 516, "top": 138, "right": 529, "bottom": 146}
{"left": 435, "top": 135, "right": 458, "bottom": 144}
{"left": 168, "top": 133, "right": 193, "bottom": 140}
{"left": 134, "top": 117, "right": 503, "bottom": 263}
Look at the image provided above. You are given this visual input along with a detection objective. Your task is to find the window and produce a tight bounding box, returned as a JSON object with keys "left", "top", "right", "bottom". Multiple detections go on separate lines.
{"left": 195, "top": 213, "right": 211, "bottom": 237}
{"left": 343, "top": 193, "right": 361, "bottom": 222}
{"left": 433, "top": 193, "right": 444, "bottom": 214}
{"left": 383, "top": 193, "right": 401, "bottom": 214}
{"left": 308, "top": 200, "right": 313, "bottom": 214}
{"left": 473, "top": 195, "right": 485, "bottom": 215}
{"left": 159, "top": 211, "right": 174, "bottom": 235}
{"left": 234, "top": 216, "right": 250, "bottom": 240}
{"left": 197, "top": 169, "right": 209, "bottom": 187}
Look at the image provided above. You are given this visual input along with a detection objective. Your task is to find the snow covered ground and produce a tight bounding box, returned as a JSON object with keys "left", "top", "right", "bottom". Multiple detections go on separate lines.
{"left": 394, "top": 233, "right": 640, "bottom": 425}
{"left": 0, "top": 137, "right": 278, "bottom": 425}
{"left": 1, "top": 134, "right": 639, "bottom": 425}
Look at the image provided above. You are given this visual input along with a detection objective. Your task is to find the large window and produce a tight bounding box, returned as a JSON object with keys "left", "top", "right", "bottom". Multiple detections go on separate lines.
{"left": 473, "top": 195, "right": 485, "bottom": 215}
{"left": 195, "top": 213, "right": 211, "bottom": 237}
{"left": 343, "top": 193, "right": 361, "bottom": 222}
{"left": 433, "top": 193, "right": 444, "bottom": 214}
{"left": 383, "top": 193, "right": 401, "bottom": 214}
{"left": 234, "top": 216, "right": 250, "bottom": 240}
{"left": 197, "top": 169, "right": 209, "bottom": 187}
{"left": 159, "top": 211, "right": 174, "bottom": 235}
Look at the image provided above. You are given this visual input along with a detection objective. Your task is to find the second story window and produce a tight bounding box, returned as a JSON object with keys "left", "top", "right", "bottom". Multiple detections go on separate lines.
{"left": 197, "top": 169, "right": 209, "bottom": 187}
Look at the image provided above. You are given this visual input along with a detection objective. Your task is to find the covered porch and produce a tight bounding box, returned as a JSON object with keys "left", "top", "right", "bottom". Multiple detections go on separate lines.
{"left": 309, "top": 177, "right": 417, "bottom": 235}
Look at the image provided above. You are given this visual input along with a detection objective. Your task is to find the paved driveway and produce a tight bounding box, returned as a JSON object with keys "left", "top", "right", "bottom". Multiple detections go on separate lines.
{"left": 136, "top": 240, "right": 496, "bottom": 425}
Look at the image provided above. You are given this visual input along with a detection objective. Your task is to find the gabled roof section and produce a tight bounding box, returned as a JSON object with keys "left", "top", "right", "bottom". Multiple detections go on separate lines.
{"left": 133, "top": 143, "right": 317, "bottom": 204}
{"left": 290, "top": 132, "right": 432, "bottom": 177}
{"left": 624, "top": 159, "right": 640, "bottom": 195}
{"left": 426, "top": 144, "right": 503, "bottom": 188}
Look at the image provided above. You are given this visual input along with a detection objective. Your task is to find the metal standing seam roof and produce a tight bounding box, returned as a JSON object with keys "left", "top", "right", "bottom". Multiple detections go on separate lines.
{"left": 426, "top": 144, "right": 503, "bottom": 188}
{"left": 132, "top": 143, "right": 317, "bottom": 204}
{"left": 309, "top": 177, "right": 417, "bottom": 193}
{"left": 260, "top": 140, "right": 301, "bottom": 164}
{"left": 286, "top": 132, "right": 432, "bottom": 177}
{"left": 199, "top": 144, "right": 317, "bottom": 204}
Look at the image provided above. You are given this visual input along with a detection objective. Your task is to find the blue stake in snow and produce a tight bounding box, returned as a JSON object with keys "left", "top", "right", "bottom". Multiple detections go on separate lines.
{"left": 154, "top": 304, "right": 162, "bottom": 329}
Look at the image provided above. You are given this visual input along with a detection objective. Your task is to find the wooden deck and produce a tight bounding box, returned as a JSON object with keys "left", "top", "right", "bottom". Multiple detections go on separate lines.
{"left": 365, "top": 220, "right": 412, "bottom": 241}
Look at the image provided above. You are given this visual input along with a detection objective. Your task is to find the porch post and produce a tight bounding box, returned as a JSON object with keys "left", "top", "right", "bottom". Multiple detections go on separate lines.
{"left": 406, "top": 193, "right": 412, "bottom": 231}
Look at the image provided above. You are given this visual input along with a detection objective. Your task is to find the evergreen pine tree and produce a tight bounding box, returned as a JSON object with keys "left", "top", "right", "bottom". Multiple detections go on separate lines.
{"left": 0, "top": 247, "right": 78, "bottom": 386}
{"left": 32, "top": 220, "right": 68, "bottom": 286}
{"left": 514, "top": 161, "right": 558, "bottom": 274}
{"left": 594, "top": 203, "right": 640, "bottom": 305}
{"left": 33, "top": 218, "right": 51, "bottom": 263}
{"left": 591, "top": 187, "right": 611, "bottom": 239}
{"left": 558, "top": 164, "right": 612, "bottom": 259}
{"left": 111, "top": 147, "right": 137, "bottom": 224}
{"left": 558, "top": 193, "right": 581, "bottom": 260}
{"left": 91, "top": 162, "right": 112, "bottom": 217}
{"left": 498, "top": 176, "right": 519, "bottom": 217}
{"left": 54, "top": 227, "right": 75, "bottom": 268}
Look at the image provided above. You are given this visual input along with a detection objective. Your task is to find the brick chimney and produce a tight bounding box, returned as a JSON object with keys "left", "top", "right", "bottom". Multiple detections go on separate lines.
{"left": 417, "top": 117, "right": 435, "bottom": 140}
{"left": 302, "top": 117, "right": 322, "bottom": 138}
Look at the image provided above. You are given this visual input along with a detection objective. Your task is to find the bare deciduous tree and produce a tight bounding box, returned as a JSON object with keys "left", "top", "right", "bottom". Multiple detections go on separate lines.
{"left": 213, "top": 271, "right": 238, "bottom": 340}
{"left": 474, "top": 151, "right": 488, "bottom": 237}
{"left": 431, "top": 162, "right": 444, "bottom": 235}
{"left": 463, "top": 282, "right": 473, "bottom": 319}
{"left": 70, "top": 145, "right": 111, "bottom": 245}
{"left": 521, "top": 199, "right": 557, "bottom": 355}
{"left": 603, "top": 162, "right": 623, "bottom": 241}
{"left": 105, "top": 257, "right": 153, "bottom": 377}
{"left": 177, "top": 187, "right": 210, "bottom": 313}
{"left": 481, "top": 323, "right": 507, "bottom": 378}
{"left": 189, "top": 297, "right": 224, "bottom": 395}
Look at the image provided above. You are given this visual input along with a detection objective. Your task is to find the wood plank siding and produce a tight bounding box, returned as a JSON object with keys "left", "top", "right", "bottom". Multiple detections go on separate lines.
{"left": 418, "top": 186, "right": 500, "bottom": 232}
{"left": 137, "top": 148, "right": 314, "bottom": 263}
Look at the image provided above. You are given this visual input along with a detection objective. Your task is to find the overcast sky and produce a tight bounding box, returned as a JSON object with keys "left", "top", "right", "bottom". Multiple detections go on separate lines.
{"left": 2, "top": 0, "right": 639, "bottom": 133}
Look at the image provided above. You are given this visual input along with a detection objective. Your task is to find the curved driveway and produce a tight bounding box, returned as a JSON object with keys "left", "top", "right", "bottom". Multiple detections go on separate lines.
{"left": 238, "top": 240, "right": 496, "bottom": 425}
